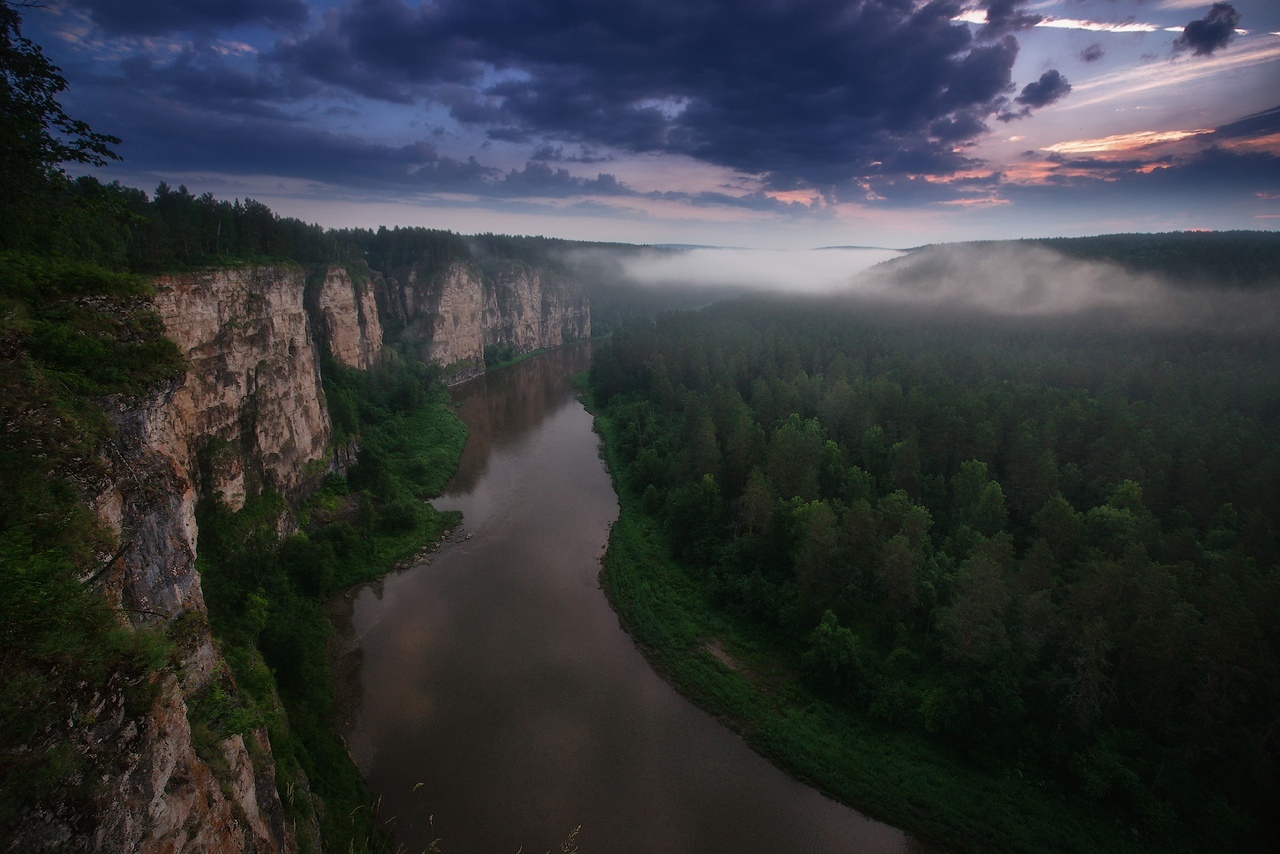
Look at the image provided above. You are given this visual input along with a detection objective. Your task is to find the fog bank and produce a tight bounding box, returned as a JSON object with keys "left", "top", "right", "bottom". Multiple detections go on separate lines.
{"left": 614, "top": 247, "right": 903, "bottom": 292}
{"left": 851, "top": 243, "right": 1280, "bottom": 333}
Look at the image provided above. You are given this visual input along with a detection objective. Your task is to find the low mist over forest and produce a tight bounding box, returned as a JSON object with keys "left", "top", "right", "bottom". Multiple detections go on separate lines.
{"left": 590, "top": 230, "right": 1280, "bottom": 851}
{"left": 855, "top": 234, "right": 1280, "bottom": 332}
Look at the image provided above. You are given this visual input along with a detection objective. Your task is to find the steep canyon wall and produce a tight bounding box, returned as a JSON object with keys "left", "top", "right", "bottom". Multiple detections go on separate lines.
{"left": 376, "top": 259, "right": 590, "bottom": 382}
{"left": 20, "top": 254, "right": 587, "bottom": 852}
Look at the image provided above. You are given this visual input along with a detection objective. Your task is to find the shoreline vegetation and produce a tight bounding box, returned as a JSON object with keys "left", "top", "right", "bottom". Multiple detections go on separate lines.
{"left": 194, "top": 349, "right": 467, "bottom": 851}
{"left": 591, "top": 407, "right": 1126, "bottom": 853}
{"left": 485, "top": 343, "right": 549, "bottom": 372}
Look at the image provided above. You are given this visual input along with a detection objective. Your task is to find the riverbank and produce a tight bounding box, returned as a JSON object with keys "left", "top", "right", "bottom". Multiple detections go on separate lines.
{"left": 196, "top": 364, "right": 468, "bottom": 852}
{"left": 588, "top": 404, "right": 1142, "bottom": 854}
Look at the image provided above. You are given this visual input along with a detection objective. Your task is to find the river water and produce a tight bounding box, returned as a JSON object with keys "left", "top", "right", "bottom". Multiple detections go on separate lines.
{"left": 332, "top": 344, "right": 928, "bottom": 854}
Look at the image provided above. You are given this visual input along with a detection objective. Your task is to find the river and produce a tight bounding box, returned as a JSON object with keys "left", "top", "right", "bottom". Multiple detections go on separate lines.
{"left": 331, "top": 344, "right": 929, "bottom": 853}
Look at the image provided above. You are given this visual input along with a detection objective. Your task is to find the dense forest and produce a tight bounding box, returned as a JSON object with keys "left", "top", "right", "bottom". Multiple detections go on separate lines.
{"left": 1028, "top": 232, "right": 1280, "bottom": 289}
{"left": 590, "top": 282, "right": 1280, "bottom": 850}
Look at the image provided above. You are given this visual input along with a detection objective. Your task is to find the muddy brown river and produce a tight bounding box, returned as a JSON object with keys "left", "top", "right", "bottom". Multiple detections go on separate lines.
{"left": 332, "top": 344, "right": 929, "bottom": 853}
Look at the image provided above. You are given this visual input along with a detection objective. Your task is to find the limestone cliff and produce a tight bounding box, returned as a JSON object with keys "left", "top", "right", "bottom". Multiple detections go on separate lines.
{"left": 27, "top": 266, "right": 338, "bottom": 853}
{"left": 378, "top": 259, "right": 589, "bottom": 383}
{"left": 484, "top": 264, "right": 591, "bottom": 356}
{"left": 149, "top": 266, "right": 332, "bottom": 502}
{"left": 20, "top": 248, "right": 588, "bottom": 850}
{"left": 305, "top": 265, "right": 383, "bottom": 370}
{"left": 93, "top": 265, "right": 333, "bottom": 619}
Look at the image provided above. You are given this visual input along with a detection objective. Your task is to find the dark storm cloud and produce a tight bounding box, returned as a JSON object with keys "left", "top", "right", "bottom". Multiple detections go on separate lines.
{"left": 486, "top": 126, "right": 532, "bottom": 144}
{"left": 1213, "top": 105, "right": 1280, "bottom": 139}
{"left": 68, "top": 0, "right": 309, "bottom": 36}
{"left": 996, "top": 69, "right": 1071, "bottom": 122}
{"left": 268, "top": 0, "right": 1030, "bottom": 192}
{"left": 1008, "top": 146, "right": 1280, "bottom": 204}
{"left": 496, "top": 162, "right": 632, "bottom": 197}
{"left": 1015, "top": 70, "right": 1072, "bottom": 109}
{"left": 116, "top": 47, "right": 314, "bottom": 119}
{"left": 1079, "top": 43, "right": 1104, "bottom": 63}
{"left": 977, "top": 0, "right": 1043, "bottom": 38}
{"left": 529, "top": 145, "right": 611, "bottom": 164}
{"left": 81, "top": 76, "right": 651, "bottom": 201}
{"left": 930, "top": 111, "right": 991, "bottom": 143}
{"left": 114, "top": 105, "right": 460, "bottom": 186}
{"left": 270, "top": 0, "right": 483, "bottom": 102}
{"left": 56, "top": 72, "right": 510, "bottom": 196}
{"left": 1173, "top": 2, "right": 1241, "bottom": 56}
{"left": 1149, "top": 147, "right": 1280, "bottom": 194}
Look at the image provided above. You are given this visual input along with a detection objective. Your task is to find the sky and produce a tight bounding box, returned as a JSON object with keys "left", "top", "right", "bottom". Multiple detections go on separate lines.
{"left": 20, "top": 0, "right": 1280, "bottom": 248}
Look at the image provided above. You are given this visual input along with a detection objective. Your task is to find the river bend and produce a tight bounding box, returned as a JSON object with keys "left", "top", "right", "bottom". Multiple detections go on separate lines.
{"left": 332, "top": 345, "right": 927, "bottom": 853}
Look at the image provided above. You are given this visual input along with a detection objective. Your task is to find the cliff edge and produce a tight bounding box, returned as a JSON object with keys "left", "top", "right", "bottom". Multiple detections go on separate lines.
{"left": 10, "top": 250, "right": 588, "bottom": 851}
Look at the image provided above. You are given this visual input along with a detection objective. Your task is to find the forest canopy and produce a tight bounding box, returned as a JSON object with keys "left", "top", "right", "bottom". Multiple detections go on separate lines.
{"left": 590, "top": 283, "right": 1280, "bottom": 849}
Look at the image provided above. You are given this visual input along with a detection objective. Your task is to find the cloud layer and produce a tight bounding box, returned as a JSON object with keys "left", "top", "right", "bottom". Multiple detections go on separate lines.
{"left": 69, "top": 0, "right": 309, "bottom": 35}
{"left": 264, "top": 0, "right": 1068, "bottom": 197}
{"left": 60, "top": 0, "right": 1076, "bottom": 202}
{"left": 24, "top": 0, "right": 1279, "bottom": 237}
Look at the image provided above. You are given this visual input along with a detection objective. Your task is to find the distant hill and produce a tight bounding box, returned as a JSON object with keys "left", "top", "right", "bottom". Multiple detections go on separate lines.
{"left": 1025, "top": 231, "right": 1279, "bottom": 289}
{"left": 888, "top": 231, "right": 1280, "bottom": 290}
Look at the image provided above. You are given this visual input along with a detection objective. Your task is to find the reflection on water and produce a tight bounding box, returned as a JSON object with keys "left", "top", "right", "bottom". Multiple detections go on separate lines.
{"left": 333, "top": 345, "right": 932, "bottom": 854}
{"left": 445, "top": 344, "right": 597, "bottom": 495}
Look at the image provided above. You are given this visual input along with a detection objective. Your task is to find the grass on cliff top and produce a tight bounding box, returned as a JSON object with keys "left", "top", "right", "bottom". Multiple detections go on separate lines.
{"left": 591, "top": 407, "right": 1143, "bottom": 854}
{"left": 1, "top": 251, "right": 183, "bottom": 395}
{"left": 0, "top": 252, "right": 183, "bottom": 838}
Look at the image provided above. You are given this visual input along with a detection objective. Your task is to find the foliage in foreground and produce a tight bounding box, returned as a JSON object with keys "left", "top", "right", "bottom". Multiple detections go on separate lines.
{"left": 191, "top": 348, "right": 466, "bottom": 851}
{"left": 0, "top": 252, "right": 183, "bottom": 832}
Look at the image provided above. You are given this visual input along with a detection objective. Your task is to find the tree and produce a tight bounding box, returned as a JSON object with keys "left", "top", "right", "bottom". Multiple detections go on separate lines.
{"left": 766, "top": 413, "right": 827, "bottom": 502}
{"left": 951, "top": 459, "right": 1008, "bottom": 537}
{"left": 0, "top": 1, "right": 119, "bottom": 247}
{"left": 664, "top": 473, "right": 725, "bottom": 565}
{"left": 793, "top": 500, "right": 842, "bottom": 616}
{"left": 803, "top": 610, "right": 864, "bottom": 694}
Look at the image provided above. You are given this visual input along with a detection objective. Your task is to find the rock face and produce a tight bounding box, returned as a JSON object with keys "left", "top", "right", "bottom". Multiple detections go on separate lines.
{"left": 91, "top": 267, "right": 333, "bottom": 625}
{"left": 306, "top": 265, "right": 383, "bottom": 370}
{"left": 378, "top": 259, "right": 589, "bottom": 382}
{"left": 150, "top": 267, "right": 333, "bottom": 501}
{"left": 90, "top": 676, "right": 285, "bottom": 853}
{"left": 29, "top": 252, "right": 589, "bottom": 852}
{"left": 8, "top": 665, "right": 288, "bottom": 854}
{"left": 51, "top": 266, "right": 336, "bottom": 853}
{"left": 423, "top": 263, "right": 488, "bottom": 373}
{"left": 484, "top": 264, "right": 591, "bottom": 356}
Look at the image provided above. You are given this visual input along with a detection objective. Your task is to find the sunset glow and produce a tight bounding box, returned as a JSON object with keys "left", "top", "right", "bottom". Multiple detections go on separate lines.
{"left": 15, "top": 0, "right": 1277, "bottom": 246}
